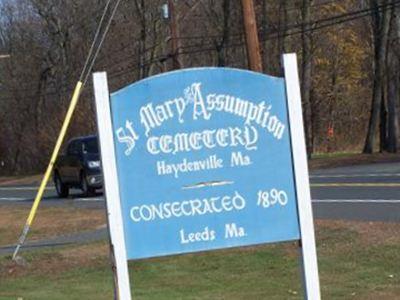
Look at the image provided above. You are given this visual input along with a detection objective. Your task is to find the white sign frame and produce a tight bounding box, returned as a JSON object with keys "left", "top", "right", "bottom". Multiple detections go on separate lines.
{"left": 283, "top": 53, "right": 321, "bottom": 299}
{"left": 93, "top": 73, "right": 132, "bottom": 300}
{"left": 92, "top": 53, "right": 320, "bottom": 300}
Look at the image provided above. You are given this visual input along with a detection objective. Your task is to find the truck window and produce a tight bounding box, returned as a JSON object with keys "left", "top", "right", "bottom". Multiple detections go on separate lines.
{"left": 67, "top": 140, "right": 80, "bottom": 155}
{"left": 83, "top": 138, "right": 99, "bottom": 154}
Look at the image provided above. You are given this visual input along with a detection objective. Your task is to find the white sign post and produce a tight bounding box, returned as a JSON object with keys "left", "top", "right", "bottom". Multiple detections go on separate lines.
{"left": 93, "top": 73, "right": 132, "bottom": 300}
{"left": 283, "top": 53, "right": 321, "bottom": 299}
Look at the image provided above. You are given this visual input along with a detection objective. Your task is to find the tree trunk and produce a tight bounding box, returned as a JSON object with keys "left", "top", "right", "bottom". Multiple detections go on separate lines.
{"left": 261, "top": 0, "right": 268, "bottom": 72}
{"left": 363, "top": 0, "right": 392, "bottom": 153}
{"left": 278, "top": 0, "right": 288, "bottom": 55}
{"left": 215, "top": 0, "right": 231, "bottom": 67}
{"left": 301, "top": 0, "right": 314, "bottom": 157}
{"left": 168, "top": 0, "right": 181, "bottom": 69}
{"left": 327, "top": 47, "right": 339, "bottom": 153}
{"left": 379, "top": 86, "right": 388, "bottom": 152}
{"left": 241, "top": 0, "right": 263, "bottom": 72}
{"left": 133, "top": 0, "right": 147, "bottom": 79}
{"left": 396, "top": 7, "right": 400, "bottom": 141}
{"left": 386, "top": 8, "right": 400, "bottom": 152}
{"left": 386, "top": 61, "right": 399, "bottom": 152}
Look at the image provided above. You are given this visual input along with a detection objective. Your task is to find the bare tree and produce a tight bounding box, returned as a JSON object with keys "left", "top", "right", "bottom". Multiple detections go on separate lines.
{"left": 363, "top": 0, "right": 392, "bottom": 153}
{"left": 2, "top": 0, "right": 400, "bottom": 174}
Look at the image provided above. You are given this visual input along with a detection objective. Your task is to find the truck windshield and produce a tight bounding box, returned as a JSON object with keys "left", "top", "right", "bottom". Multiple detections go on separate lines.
{"left": 84, "top": 138, "right": 99, "bottom": 154}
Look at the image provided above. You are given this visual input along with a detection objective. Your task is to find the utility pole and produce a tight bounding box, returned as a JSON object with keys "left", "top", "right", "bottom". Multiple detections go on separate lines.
{"left": 241, "top": 0, "right": 263, "bottom": 72}
{"left": 168, "top": 0, "right": 181, "bottom": 69}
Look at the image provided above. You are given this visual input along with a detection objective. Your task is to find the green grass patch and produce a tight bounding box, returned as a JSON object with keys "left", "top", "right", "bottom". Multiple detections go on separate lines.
{"left": 311, "top": 151, "right": 359, "bottom": 159}
{"left": 1, "top": 222, "right": 400, "bottom": 299}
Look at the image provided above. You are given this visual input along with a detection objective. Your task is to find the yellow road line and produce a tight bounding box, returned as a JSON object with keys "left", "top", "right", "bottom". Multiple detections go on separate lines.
{"left": 311, "top": 183, "right": 400, "bottom": 187}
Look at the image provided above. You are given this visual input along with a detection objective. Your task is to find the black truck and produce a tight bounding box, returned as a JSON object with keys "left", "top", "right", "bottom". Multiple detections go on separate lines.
{"left": 53, "top": 135, "right": 102, "bottom": 197}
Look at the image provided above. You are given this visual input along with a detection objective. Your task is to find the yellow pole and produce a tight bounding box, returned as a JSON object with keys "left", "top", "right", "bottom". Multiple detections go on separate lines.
{"left": 12, "top": 81, "right": 83, "bottom": 260}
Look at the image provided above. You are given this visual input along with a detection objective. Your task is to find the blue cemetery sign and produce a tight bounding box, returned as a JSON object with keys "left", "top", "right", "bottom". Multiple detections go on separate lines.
{"left": 109, "top": 68, "right": 300, "bottom": 260}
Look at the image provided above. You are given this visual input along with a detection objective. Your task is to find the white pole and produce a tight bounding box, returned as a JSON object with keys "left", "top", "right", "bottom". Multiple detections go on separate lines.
{"left": 93, "top": 72, "right": 132, "bottom": 300}
{"left": 283, "top": 53, "right": 321, "bottom": 300}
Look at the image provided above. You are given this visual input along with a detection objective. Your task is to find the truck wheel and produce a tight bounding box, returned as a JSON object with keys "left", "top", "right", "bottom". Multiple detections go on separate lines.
{"left": 54, "top": 172, "right": 69, "bottom": 198}
{"left": 80, "top": 172, "right": 95, "bottom": 197}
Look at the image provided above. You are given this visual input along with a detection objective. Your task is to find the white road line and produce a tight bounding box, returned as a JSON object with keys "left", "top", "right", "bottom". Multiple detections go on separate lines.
{"left": 311, "top": 183, "right": 400, "bottom": 187}
{"left": 310, "top": 182, "right": 400, "bottom": 188}
{"left": 0, "top": 197, "right": 29, "bottom": 201}
{"left": 0, "top": 186, "right": 54, "bottom": 191}
{"left": 310, "top": 173, "right": 400, "bottom": 178}
{"left": 312, "top": 199, "right": 400, "bottom": 203}
{"left": 74, "top": 197, "right": 104, "bottom": 202}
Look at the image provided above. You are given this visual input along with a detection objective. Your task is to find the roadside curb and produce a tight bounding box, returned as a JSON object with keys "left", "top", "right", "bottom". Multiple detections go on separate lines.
{"left": 0, "top": 228, "right": 108, "bottom": 256}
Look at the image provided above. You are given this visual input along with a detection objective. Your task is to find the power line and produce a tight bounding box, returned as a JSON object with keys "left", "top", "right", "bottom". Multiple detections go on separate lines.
{"left": 93, "top": 0, "right": 355, "bottom": 71}
{"left": 106, "top": 0, "right": 400, "bottom": 81}
{"left": 0, "top": 0, "right": 353, "bottom": 95}
{"left": 177, "top": 1, "right": 400, "bottom": 58}
{"left": 79, "top": 0, "right": 113, "bottom": 82}
{"left": 2, "top": 0, "right": 398, "bottom": 98}
{"left": 82, "top": 0, "right": 124, "bottom": 86}
{"left": 10, "top": 0, "right": 126, "bottom": 261}
{"left": 278, "top": 0, "right": 400, "bottom": 38}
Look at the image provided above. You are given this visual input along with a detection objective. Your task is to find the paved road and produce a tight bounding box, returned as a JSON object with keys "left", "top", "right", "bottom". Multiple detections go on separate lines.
{"left": 310, "top": 162, "right": 400, "bottom": 222}
{"left": 1, "top": 162, "right": 399, "bottom": 255}
{"left": 1, "top": 162, "right": 400, "bottom": 222}
{"left": 0, "top": 186, "right": 105, "bottom": 209}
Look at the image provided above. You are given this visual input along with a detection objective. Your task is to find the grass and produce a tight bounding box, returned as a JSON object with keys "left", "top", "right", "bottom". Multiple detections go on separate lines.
{"left": 311, "top": 151, "right": 359, "bottom": 159}
{"left": 1, "top": 220, "right": 400, "bottom": 299}
{"left": 308, "top": 152, "right": 400, "bottom": 170}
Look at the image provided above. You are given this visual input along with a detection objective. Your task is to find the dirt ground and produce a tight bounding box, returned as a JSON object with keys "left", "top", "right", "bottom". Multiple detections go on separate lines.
{"left": 0, "top": 205, "right": 106, "bottom": 246}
